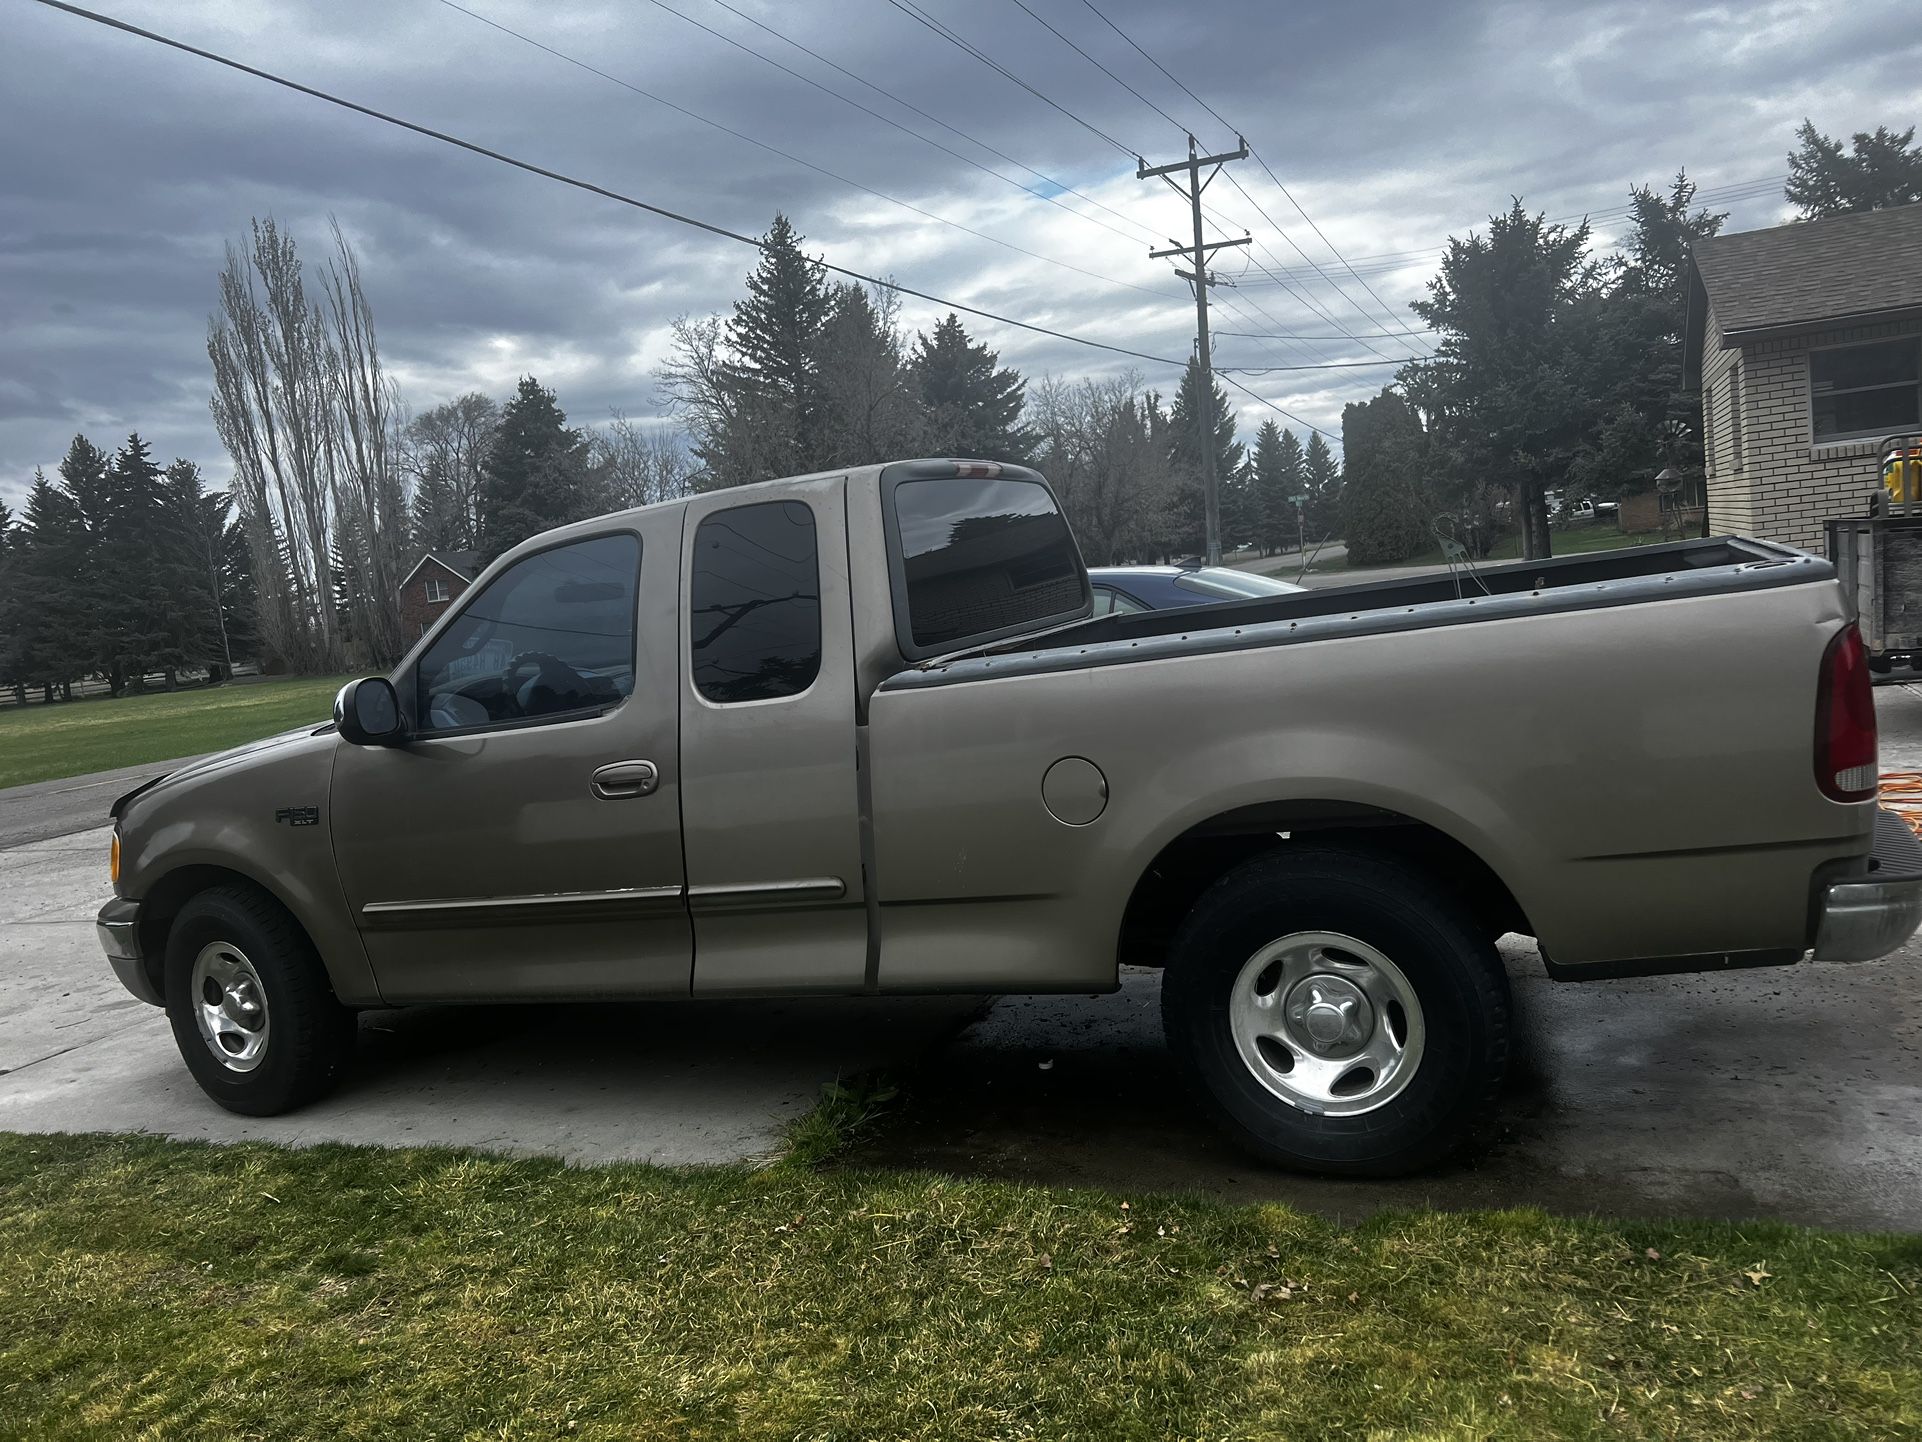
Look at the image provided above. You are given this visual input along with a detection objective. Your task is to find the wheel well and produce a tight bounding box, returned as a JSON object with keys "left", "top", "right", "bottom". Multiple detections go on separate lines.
{"left": 1116, "top": 801, "right": 1529, "bottom": 968}
{"left": 134, "top": 865, "right": 280, "bottom": 993}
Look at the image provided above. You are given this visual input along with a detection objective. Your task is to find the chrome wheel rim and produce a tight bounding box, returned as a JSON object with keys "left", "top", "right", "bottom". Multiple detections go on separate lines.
{"left": 1228, "top": 930, "right": 1424, "bottom": 1116}
{"left": 191, "top": 941, "right": 270, "bottom": 1073}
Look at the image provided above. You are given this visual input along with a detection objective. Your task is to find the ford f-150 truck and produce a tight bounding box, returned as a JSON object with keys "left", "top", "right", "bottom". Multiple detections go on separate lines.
{"left": 98, "top": 458, "right": 1922, "bottom": 1174}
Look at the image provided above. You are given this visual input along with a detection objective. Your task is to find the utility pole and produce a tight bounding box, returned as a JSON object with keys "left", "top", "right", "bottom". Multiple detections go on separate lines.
{"left": 1139, "top": 134, "right": 1249, "bottom": 566}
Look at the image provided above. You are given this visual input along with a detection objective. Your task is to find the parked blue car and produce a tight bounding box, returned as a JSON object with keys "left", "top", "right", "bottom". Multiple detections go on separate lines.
{"left": 1087, "top": 565, "right": 1305, "bottom": 614}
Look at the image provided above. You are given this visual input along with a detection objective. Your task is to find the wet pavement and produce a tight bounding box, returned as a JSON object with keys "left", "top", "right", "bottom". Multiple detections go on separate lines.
{"left": 848, "top": 688, "right": 1922, "bottom": 1233}
{"left": 846, "top": 948, "right": 1922, "bottom": 1231}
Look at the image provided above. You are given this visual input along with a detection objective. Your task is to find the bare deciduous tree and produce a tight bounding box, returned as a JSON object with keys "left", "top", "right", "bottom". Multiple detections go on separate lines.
{"left": 211, "top": 217, "right": 411, "bottom": 670}
{"left": 1033, "top": 371, "right": 1174, "bottom": 565}
{"left": 590, "top": 411, "right": 697, "bottom": 509}
{"left": 404, "top": 392, "right": 498, "bottom": 551}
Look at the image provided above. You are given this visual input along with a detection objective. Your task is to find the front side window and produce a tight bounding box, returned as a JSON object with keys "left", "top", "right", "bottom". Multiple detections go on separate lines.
{"left": 690, "top": 500, "right": 821, "bottom": 704}
{"left": 892, "top": 476, "right": 1086, "bottom": 653}
{"left": 1811, "top": 338, "right": 1921, "bottom": 442}
{"left": 413, "top": 533, "right": 639, "bottom": 734}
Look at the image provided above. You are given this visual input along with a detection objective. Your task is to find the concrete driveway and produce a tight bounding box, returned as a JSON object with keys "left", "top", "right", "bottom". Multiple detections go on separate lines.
{"left": 0, "top": 824, "right": 978, "bottom": 1165}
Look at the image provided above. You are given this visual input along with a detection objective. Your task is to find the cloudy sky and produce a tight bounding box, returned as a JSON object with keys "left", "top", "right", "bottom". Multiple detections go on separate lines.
{"left": 3, "top": 0, "right": 1917, "bottom": 508}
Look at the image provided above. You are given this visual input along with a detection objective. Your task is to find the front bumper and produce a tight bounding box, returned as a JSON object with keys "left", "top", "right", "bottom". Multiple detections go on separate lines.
{"left": 1813, "top": 809, "right": 1922, "bottom": 962}
{"left": 96, "top": 896, "right": 163, "bottom": 1006}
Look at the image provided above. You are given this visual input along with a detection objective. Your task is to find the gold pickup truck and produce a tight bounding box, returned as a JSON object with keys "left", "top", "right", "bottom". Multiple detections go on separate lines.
{"left": 98, "top": 458, "right": 1922, "bottom": 1175}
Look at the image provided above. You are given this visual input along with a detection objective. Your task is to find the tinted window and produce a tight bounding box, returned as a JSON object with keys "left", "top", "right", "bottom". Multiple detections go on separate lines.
{"left": 892, "top": 477, "right": 1086, "bottom": 651}
{"left": 690, "top": 500, "right": 821, "bottom": 703}
{"left": 415, "top": 534, "right": 639, "bottom": 733}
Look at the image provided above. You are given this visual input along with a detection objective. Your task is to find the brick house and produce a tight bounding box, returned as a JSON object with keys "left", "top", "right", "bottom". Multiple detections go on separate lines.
{"left": 398, "top": 550, "right": 485, "bottom": 641}
{"left": 1685, "top": 203, "right": 1922, "bottom": 553}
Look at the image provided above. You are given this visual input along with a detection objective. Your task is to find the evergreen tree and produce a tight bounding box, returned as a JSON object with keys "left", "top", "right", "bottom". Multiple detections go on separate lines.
{"left": 0, "top": 499, "right": 21, "bottom": 704}
{"left": 1250, "top": 420, "right": 1302, "bottom": 554}
{"left": 477, "top": 377, "right": 598, "bottom": 557}
{"left": 818, "top": 283, "right": 925, "bottom": 465}
{"left": 1166, "top": 358, "right": 1243, "bottom": 561}
{"left": 55, "top": 435, "right": 118, "bottom": 691}
{"left": 104, "top": 434, "right": 173, "bottom": 690}
{"left": 910, "top": 313, "right": 1031, "bottom": 461}
{"left": 720, "top": 215, "right": 832, "bottom": 477}
{"left": 1339, "top": 389, "right": 1432, "bottom": 565}
{"left": 12, "top": 471, "right": 88, "bottom": 701}
{"left": 1787, "top": 120, "right": 1922, "bottom": 218}
{"left": 1303, "top": 433, "right": 1342, "bottom": 542}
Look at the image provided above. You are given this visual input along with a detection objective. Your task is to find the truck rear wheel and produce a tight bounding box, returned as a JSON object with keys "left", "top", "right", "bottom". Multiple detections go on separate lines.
{"left": 163, "top": 884, "right": 357, "bottom": 1116}
{"left": 1161, "top": 846, "right": 1510, "bottom": 1177}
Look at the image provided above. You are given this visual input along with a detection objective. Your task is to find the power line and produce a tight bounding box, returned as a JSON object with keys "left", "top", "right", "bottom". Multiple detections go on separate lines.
{"left": 1077, "top": 0, "right": 1236, "bottom": 141}
{"left": 1216, "top": 326, "right": 1434, "bottom": 341}
{"left": 690, "top": 0, "right": 1162, "bottom": 246}
{"left": 28, "top": 0, "right": 1191, "bottom": 371}
{"left": 881, "top": 0, "right": 1136, "bottom": 159}
{"left": 1067, "top": 0, "right": 1447, "bottom": 355}
{"left": 1005, "top": 0, "right": 1185, "bottom": 135}
{"left": 640, "top": 0, "right": 1161, "bottom": 250}
{"left": 436, "top": 0, "right": 1183, "bottom": 302}
{"left": 1221, "top": 356, "right": 1431, "bottom": 374}
{"left": 1228, "top": 174, "right": 1791, "bottom": 285}
{"left": 1221, "top": 373, "right": 1339, "bottom": 443}
{"left": 1243, "top": 149, "right": 1427, "bottom": 357}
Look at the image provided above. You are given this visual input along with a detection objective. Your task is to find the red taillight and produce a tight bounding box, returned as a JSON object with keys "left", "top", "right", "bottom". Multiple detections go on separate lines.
{"left": 1816, "top": 623, "right": 1877, "bottom": 802}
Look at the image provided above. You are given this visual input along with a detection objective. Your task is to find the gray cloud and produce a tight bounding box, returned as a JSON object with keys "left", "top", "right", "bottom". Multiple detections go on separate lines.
{"left": 2, "top": 0, "right": 1916, "bottom": 508}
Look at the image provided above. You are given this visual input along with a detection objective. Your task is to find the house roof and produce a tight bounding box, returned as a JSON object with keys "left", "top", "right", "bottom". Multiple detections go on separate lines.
{"left": 1691, "top": 202, "right": 1922, "bottom": 342}
{"left": 399, "top": 549, "right": 486, "bottom": 590}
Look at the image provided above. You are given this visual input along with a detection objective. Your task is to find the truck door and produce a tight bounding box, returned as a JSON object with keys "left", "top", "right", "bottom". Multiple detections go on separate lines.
{"left": 679, "top": 481, "right": 868, "bottom": 992}
{"left": 331, "top": 510, "right": 691, "bottom": 1001}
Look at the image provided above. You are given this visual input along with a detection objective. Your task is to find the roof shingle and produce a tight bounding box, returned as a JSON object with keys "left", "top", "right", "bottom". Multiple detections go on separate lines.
{"left": 1692, "top": 202, "right": 1922, "bottom": 338}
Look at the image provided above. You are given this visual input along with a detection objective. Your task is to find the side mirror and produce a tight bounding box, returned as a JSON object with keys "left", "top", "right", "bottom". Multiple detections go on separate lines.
{"left": 334, "top": 677, "right": 405, "bottom": 746}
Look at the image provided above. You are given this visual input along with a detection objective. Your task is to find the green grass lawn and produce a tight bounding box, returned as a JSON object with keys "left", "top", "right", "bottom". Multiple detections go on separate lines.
{"left": 0, "top": 675, "right": 354, "bottom": 790}
{"left": 1, "top": 1133, "right": 1916, "bottom": 1441}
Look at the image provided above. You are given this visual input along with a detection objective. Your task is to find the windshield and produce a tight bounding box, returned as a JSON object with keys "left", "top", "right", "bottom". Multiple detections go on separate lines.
{"left": 1173, "top": 567, "right": 1301, "bottom": 599}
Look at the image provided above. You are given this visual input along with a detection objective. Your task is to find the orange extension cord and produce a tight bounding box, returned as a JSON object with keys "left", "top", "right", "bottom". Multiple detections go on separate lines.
{"left": 1880, "top": 772, "right": 1922, "bottom": 838}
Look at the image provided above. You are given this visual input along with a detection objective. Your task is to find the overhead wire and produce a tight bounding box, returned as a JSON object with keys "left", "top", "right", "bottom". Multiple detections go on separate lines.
{"left": 435, "top": 0, "right": 1183, "bottom": 302}
{"left": 691, "top": 0, "right": 1163, "bottom": 246}
{"left": 641, "top": 0, "right": 1161, "bottom": 250}
{"left": 880, "top": 0, "right": 1136, "bottom": 159}
{"left": 1066, "top": 0, "right": 1418, "bottom": 352}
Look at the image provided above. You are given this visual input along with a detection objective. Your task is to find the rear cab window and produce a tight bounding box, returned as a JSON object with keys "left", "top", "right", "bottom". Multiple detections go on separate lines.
{"left": 886, "top": 470, "right": 1088, "bottom": 658}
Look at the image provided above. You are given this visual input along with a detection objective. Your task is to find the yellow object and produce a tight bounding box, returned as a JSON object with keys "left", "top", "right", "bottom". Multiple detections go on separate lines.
{"left": 110, "top": 831, "right": 120, "bottom": 885}
{"left": 1884, "top": 442, "right": 1922, "bottom": 505}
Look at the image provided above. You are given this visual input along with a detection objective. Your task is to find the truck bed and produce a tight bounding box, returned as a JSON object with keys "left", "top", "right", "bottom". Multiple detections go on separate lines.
{"left": 885, "top": 536, "right": 1826, "bottom": 688}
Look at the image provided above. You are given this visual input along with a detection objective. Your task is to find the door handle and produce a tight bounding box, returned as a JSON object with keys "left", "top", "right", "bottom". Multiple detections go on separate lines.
{"left": 592, "top": 759, "right": 660, "bottom": 799}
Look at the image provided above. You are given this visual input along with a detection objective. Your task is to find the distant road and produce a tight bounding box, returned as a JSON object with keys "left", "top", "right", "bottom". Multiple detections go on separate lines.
{"left": 0, "top": 755, "right": 205, "bottom": 849}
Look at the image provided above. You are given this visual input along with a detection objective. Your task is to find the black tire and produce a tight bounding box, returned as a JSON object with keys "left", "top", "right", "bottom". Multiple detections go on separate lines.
{"left": 163, "top": 883, "right": 357, "bottom": 1116}
{"left": 1161, "top": 845, "right": 1510, "bottom": 1177}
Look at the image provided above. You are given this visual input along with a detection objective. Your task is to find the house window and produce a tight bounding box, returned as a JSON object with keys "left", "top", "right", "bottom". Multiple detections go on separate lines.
{"left": 1810, "top": 338, "right": 1921, "bottom": 443}
{"left": 425, "top": 577, "right": 451, "bottom": 603}
{"left": 1704, "top": 381, "right": 1717, "bottom": 475}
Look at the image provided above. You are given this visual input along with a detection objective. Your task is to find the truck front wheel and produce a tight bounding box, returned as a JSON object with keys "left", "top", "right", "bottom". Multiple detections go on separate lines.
{"left": 163, "top": 884, "right": 357, "bottom": 1116}
{"left": 1161, "top": 847, "right": 1510, "bottom": 1177}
